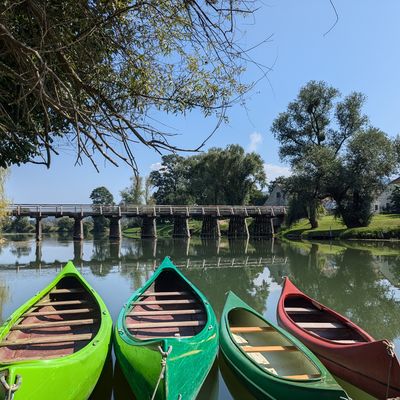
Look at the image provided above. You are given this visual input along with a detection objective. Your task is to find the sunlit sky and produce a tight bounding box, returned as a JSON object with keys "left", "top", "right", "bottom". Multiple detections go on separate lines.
{"left": 7, "top": 0, "right": 400, "bottom": 203}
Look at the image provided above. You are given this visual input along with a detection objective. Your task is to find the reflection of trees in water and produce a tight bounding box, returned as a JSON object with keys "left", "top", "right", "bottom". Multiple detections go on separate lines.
{"left": 282, "top": 242, "right": 400, "bottom": 341}
{"left": 0, "top": 283, "right": 9, "bottom": 322}
{"left": 10, "top": 241, "right": 32, "bottom": 258}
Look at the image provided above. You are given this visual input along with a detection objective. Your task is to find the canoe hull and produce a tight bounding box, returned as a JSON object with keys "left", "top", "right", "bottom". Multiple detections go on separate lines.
{"left": 114, "top": 257, "right": 219, "bottom": 400}
{"left": 277, "top": 277, "right": 400, "bottom": 399}
{"left": 0, "top": 262, "right": 112, "bottom": 400}
{"left": 220, "top": 292, "right": 348, "bottom": 400}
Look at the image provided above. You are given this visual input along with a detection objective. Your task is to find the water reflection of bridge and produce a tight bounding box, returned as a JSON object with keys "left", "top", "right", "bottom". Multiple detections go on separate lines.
{"left": 1, "top": 238, "right": 288, "bottom": 272}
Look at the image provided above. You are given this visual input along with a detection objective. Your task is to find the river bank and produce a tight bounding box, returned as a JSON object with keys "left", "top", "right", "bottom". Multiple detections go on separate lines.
{"left": 279, "top": 214, "right": 400, "bottom": 240}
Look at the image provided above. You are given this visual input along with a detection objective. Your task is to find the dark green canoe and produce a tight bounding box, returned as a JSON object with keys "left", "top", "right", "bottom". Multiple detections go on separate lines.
{"left": 0, "top": 262, "right": 112, "bottom": 400}
{"left": 220, "top": 292, "right": 349, "bottom": 400}
{"left": 114, "top": 257, "right": 218, "bottom": 400}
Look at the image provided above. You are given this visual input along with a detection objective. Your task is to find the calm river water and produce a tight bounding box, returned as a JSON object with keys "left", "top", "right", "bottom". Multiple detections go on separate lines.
{"left": 0, "top": 235, "right": 399, "bottom": 399}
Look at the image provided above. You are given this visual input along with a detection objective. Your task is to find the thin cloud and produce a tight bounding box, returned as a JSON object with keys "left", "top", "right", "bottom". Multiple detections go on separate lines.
{"left": 264, "top": 163, "right": 292, "bottom": 182}
{"left": 247, "top": 132, "right": 263, "bottom": 152}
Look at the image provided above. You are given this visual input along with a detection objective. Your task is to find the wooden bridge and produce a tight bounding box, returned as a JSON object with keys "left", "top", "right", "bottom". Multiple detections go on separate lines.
{"left": 8, "top": 204, "right": 286, "bottom": 241}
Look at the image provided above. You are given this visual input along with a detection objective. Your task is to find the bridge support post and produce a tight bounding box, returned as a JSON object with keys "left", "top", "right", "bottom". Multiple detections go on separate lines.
{"left": 228, "top": 216, "right": 249, "bottom": 238}
{"left": 200, "top": 216, "right": 220, "bottom": 238}
{"left": 141, "top": 216, "right": 157, "bottom": 238}
{"left": 108, "top": 217, "right": 121, "bottom": 240}
{"left": 172, "top": 217, "right": 191, "bottom": 238}
{"left": 73, "top": 217, "right": 84, "bottom": 241}
{"left": 35, "top": 217, "right": 42, "bottom": 241}
{"left": 251, "top": 216, "right": 274, "bottom": 238}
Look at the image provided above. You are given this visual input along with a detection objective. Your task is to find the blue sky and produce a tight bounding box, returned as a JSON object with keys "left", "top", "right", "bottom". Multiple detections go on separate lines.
{"left": 7, "top": 0, "right": 400, "bottom": 203}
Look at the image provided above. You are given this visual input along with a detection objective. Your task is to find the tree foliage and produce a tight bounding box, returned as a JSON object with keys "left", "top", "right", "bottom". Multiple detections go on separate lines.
{"left": 332, "top": 129, "right": 398, "bottom": 227}
{"left": 272, "top": 81, "right": 368, "bottom": 228}
{"left": 0, "top": 0, "right": 257, "bottom": 170}
{"left": 90, "top": 186, "right": 114, "bottom": 233}
{"left": 150, "top": 145, "right": 266, "bottom": 205}
{"left": 120, "top": 176, "right": 144, "bottom": 205}
{"left": 0, "top": 169, "right": 8, "bottom": 232}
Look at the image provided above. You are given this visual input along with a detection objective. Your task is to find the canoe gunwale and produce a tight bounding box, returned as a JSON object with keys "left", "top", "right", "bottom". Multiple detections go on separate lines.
{"left": 0, "top": 262, "right": 111, "bottom": 368}
{"left": 118, "top": 258, "right": 214, "bottom": 346}
{"left": 222, "top": 294, "right": 324, "bottom": 384}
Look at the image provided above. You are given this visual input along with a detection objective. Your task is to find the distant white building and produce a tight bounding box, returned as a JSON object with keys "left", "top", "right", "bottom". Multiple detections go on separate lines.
{"left": 264, "top": 184, "right": 289, "bottom": 206}
{"left": 372, "top": 177, "right": 400, "bottom": 213}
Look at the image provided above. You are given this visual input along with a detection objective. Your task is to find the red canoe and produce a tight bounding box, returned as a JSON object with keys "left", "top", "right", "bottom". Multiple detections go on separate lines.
{"left": 277, "top": 277, "right": 400, "bottom": 400}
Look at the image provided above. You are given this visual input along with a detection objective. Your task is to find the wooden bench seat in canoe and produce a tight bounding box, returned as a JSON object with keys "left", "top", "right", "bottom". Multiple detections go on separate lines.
{"left": 0, "top": 333, "right": 94, "bottom": 347}
{"left": 127, "top": 309, "right": 202, "bottom": 317}
{"left": 11, "top": 318, "right": 97, "bottom": 330}
{"left": 50, "top": 288, "right": 85, "bottom": 294}
{"left": 36, "top": 299, "right": 89, "bottom": 307}
{"left": 24, "top": 308, "right": 94, "bottom": 317}
{"left": 139, "top": 291, "right": 190, "bottom": 297}
{"left": 127, "top": 320, "right": 205, "bottom": 330}
{"left": 132, "top": 299, "right": 197, "bottom": 306}
{"left": 283, "top": 373, "right": 321, "bottom": 380}
{"left": 230, "top": 326, "right": 274, "bottom": 333}
{"left": 285, "top": 307, "right": 321, "bottom": 314}
{"left": 297, "top": 322, "right": 346, "bottom": 329}
{"left": 241, "top": 345, "right": 298, "bottom": 353}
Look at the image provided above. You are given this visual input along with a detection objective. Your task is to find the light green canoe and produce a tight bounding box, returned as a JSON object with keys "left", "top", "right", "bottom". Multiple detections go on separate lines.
{"left": 114, "top": 257, "right": 218, "bottom": 400}
{"left": 0, "top": 262, "right": 112, "bottom": 400}
{"left": 220, "top": 292, "right": 349, "bottom": 400}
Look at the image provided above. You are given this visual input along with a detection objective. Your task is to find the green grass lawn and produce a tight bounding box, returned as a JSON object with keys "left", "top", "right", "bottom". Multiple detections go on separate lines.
{"left": 281, "top": 214, "right": 400, "bottom": 240}
{"left": 123, "top": 220, "right": 230, "bottom": 238}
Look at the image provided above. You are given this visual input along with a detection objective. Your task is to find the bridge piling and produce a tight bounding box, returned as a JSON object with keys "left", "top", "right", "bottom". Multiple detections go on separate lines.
{"left": 108, "top": 217, "right": 122, "bottom": 240}
{"left": 228, "top": 216, "right": 249, "bottom": 238}
{"left": 172, "top": 216, "right": 191, "bottom": 238}
{"left": 73, "top": 217, "right": 84, "bottom": 241}
{"left": 251, "top": 215, "right": 274, "bottom": 238}
{"left": 200, "top": 216, "right": 221, "bottom": 238}
{"left": 35, "top": 217, "right": 42, "bottom": 241}
{"left": 141, "top": 216, "right": 157, "bottom": 238}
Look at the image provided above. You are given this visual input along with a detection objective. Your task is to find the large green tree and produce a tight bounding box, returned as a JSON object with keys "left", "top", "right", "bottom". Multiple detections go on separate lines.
{"left": 120, "top": 176, "right": 144, "bottom": 205}
{"left": 90, "top": 186, "right": 114, "bottom": 234}
{"left": 331, "top": 129, "right": 398, "bottom": 227}
{"left": 189, "top": 145, "right": 266, "bottom": 204}
{"left": 0, "top": 169, "right": 7, "bottom": 233}
{"left": 150, "top": 155, "right": 192, "bottom": 205}
{"left": 0, "top": 0, "right": 256, "bottom": 171}
{"left": 272, "top": 81, "right": 368, "bottom": 228}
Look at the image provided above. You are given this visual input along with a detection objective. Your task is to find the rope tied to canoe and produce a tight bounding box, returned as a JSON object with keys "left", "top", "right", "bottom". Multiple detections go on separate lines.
{"left": 150, "top": 345, "right": 172, "bottom": 400}
{"left": 0, "top": 374, "right": 22, "bottom": 400}
{"left": 384, "top": 340, "right": 396, "bottom": 399}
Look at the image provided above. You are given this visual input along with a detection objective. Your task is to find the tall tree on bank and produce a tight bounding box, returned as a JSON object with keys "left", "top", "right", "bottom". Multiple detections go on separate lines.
{"left": 189, "top": 145, "right": 266, "bottom": 204}
{"left": 120, "top": 176, "right": 144, "bottom": 205}
{"left": 0, "top": 169, "right": 8, "bottom": 235}
{"left": 0, "top": 0, "right": 259, "bottom": 171}
{"left": 331, "top": 129, "right": 398, "bottom": 227}
{"left": 150, "top": 155, "right": 192, "bottom": 205}
{"left": 90, "top": 186, "right": 114, "bottom": 234}
{"left": 150, "top": 145, "right": 266, "bottom": 205}
{"left": 271, "top": 81, "right": 368, "bottom": 228}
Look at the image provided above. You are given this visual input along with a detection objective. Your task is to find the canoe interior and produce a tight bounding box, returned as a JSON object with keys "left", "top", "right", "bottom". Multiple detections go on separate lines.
{"left": 0, "top": 276, "right": 100, "bottom": 363}
{"left": 126, "top": 269, "right": 206, "bottom": 340}
{"left": 228, "top": 308, "right": 321, "bottom": 380}
{"left": 284, "top": 296, "right": 368, "bottom": 343}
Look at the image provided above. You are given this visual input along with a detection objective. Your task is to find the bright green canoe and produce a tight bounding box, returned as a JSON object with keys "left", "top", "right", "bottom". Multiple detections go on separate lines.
{"left": 114, "top": 257, "right": 218, "bottom": 400}
{"left": 220, "top": 292, "right": 349, "bottom": 400}
{"left": 0, "top": 262, "right": 112, "bottom": 400}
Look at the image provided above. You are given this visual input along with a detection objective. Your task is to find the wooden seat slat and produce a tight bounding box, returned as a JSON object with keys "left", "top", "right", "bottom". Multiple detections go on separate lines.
{"left": 298, "top": 322, "right": 345, "bottom": 329}
{"left": 11, "top": 318, "right": 97, "bottom": 330}
{"left": 128, "top": 309, "right": 202, "bottom": 317}
{"left": 283, "top": 373, "right": 321, "bottom": 380}
{"left": 50, "top": 288, "right": 85, "bottom": 294}
{"left": 127, "top": 320, "right": 206, "bottom": 329}
{"left": 140, "top": 291, "right": 190, "bottom": 297}
{"left": 0, "top": 333, "right": 93, "bottom": 347}
{"left": 285, "top": 307, "right": 320, "bottom": 314}
{"left": 242, "top": 345, "right": 298, "bottom": 353}
{"left": 230, "top": 326, "right": 274, "bottom": 333}
{"left": 132, "top": 299, "right": 197, "bottom": 306}
{"left": 332, "top": 339, "right": 358, "bottom": 344}
{"left": 36, "top": 300, "right": 89, "bottom": 307}
{"left": 24, "top": 308, "right": 93, "bottom": 317}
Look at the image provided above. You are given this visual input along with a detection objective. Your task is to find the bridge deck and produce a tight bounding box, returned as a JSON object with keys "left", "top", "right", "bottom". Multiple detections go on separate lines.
{"left": 9, "top": 204, "right": 286, "bottom": 218}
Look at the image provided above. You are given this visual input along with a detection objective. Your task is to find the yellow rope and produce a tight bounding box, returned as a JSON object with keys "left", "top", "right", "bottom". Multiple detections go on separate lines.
{"left": 150, "top": 346, "right": 172, "bottom": 400}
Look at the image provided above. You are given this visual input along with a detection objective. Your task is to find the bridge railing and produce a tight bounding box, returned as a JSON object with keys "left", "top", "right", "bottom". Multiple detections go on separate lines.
{"left": 8, "top": 204, "right": 286, "bottom": 217}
